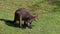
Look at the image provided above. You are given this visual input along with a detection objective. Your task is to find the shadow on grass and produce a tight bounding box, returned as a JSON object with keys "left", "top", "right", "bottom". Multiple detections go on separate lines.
{"left": 0, "top": 19, "right": 26, "bottom": 29}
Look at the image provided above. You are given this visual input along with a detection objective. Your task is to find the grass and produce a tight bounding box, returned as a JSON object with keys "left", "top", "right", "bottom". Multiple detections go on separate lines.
{"left": 0, "top": 0, "right": 60, "bottom": 34}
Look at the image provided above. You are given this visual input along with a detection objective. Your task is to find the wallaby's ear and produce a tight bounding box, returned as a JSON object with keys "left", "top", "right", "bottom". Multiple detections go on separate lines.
{"left": 32, "top": 14, "right": 39, "bottom": 22}
{"left": 33, "top": 15, "right": 38, "bottom": 18}
{"left": 33, "top": 13, "right": 38, "bottom": 18}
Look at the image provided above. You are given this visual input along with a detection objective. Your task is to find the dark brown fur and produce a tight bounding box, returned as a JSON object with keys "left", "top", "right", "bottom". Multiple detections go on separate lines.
{"left": 14, "top": 8, "right": 37, "bottom": 28}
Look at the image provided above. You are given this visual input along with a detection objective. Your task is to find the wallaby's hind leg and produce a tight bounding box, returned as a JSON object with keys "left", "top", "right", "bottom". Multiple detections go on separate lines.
{"left": 19, "top": 17, "right": 22, "bottom": 28}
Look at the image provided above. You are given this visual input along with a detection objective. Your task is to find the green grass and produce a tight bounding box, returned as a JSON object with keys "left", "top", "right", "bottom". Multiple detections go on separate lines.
{"left": 0, "top": 0, "right": 60, "bottom": 34}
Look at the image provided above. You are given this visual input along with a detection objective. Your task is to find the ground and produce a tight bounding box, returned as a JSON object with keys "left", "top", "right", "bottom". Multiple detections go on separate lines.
{"left": 0, "top": 0, "right": 60, "bottom": 34}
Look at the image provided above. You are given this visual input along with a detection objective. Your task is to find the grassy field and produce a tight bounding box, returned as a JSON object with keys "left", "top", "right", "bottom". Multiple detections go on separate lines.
{"left": 0, "top": 0, "right": 60, "bottom": 34}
